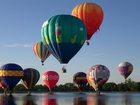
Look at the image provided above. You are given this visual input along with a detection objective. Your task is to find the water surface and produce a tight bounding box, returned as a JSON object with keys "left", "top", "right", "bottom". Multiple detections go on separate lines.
{"left": 0, "top": 92, "right": 140, "bottom": 105}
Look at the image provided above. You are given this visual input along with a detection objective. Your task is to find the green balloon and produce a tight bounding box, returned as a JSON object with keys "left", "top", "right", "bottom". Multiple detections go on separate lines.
{"left": 41, "top": 15, "right": 86, "bottom": 63}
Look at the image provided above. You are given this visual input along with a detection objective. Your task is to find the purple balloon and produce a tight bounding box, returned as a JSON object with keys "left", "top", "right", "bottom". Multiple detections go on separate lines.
{"left": 118, "top": 62, "right": 133, "bottom": 79}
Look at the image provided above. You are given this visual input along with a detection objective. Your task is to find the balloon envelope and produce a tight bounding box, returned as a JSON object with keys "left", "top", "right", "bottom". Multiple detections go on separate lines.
{"left": 0, "top": 63, "right": 23, "bottom": 91}
{"left": 33, "top": 41, "right": 51, "bottom": 65}
{"left": 42, "top": 71, "right": 59, "bottom": 91}
{"left": 73, "top": 72, "right": 87, "bottom": 90}
{"left": 118, "top": 62, "right": 133, "bottom": 79}
{"left": 41, "top": 14, "right": 86, "bottom": 64}
{"left": 72, "top": 2, "right": 104, "bottom": 41}
{"left": 87, "top": 64, "right": 110, "bottom": 91}
{"left": 22, "top": 68, "right": 40, "bottom": 90}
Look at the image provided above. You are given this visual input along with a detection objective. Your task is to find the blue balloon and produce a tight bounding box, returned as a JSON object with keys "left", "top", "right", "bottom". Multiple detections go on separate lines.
{"left": 0, "top": 63, "right": 23, "bottom": 91}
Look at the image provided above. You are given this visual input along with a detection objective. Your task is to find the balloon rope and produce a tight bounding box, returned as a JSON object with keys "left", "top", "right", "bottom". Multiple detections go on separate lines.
{"left": 41, "top": 61, "right": 44, "bottom": 66}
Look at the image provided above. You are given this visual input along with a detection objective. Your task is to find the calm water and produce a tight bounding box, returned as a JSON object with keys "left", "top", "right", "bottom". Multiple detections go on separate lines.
{"left": 0, "top": 92, "right": 140, "bottom": 105}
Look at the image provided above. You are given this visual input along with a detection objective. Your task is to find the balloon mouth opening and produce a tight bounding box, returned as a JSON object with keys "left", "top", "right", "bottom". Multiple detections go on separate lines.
{"left": 59, "top": 60, "right": 69, "bottom": 64}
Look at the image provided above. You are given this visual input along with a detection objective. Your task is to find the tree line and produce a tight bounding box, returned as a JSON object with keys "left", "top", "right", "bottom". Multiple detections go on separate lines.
{"left": 0, "top": 78, "right": 140, "bottom": 93}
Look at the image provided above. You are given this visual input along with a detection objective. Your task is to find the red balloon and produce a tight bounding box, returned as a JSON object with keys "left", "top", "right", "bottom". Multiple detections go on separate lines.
{"left": 42, "top": 71, "right": 59, "bottom": 91}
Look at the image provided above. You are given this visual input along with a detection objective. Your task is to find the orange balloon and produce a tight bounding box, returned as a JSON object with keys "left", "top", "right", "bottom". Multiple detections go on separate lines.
{"left": 72, "top": 2, "right": 104, "bottom": 42}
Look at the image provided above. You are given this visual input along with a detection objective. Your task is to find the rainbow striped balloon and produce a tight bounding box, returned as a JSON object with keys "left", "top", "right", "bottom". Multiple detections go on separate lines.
{"left": 33, "top": 41, "right": 51, "bottom": 65}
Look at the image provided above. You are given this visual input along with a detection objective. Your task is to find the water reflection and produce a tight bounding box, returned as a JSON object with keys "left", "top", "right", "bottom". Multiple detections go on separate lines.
{"left": 73, "top": 93, "right": 107, "bottom": 105}
{"left": 87, "top": 93, "right": 107, "bottom": 105}
{"left": 0, "top": 95, "right": 16, "bottom": 105}
{"left": 74, "top": 95, "right": 86, "bottom": 105}
{"left": 123, "top": 93, "right": 132, "bottom": 105}
{"left": 42, "top": 93, "right": 58, "bottom": 105}
{"left": 23, "top": 95, "right": 37, "bottom": 105}
{"left": 0, "top": 92, "right": 139, "bottom": 105}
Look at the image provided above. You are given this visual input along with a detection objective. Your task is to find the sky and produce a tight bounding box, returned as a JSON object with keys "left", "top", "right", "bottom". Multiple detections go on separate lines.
{"left": 0, "top": 0, "right": 139, "bottom": 85}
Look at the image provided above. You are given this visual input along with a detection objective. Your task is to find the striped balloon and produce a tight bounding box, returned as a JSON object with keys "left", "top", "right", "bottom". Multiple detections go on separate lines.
{"left": 0, "top": 63, "right": 23, "bottom": 92}
{"left": 22, "top": 68, "right": 40, "bottom": 95}
{"left": 33, "top": 41, "right": 51, "bottom": 65}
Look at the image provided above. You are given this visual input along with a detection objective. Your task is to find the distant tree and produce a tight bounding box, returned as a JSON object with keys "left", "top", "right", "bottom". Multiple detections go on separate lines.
{"left": 33, "top": 84, "right": 49, "bottom": 92}
{"left": 14, "top": 84, "right": 26, "bottom": 92}
{"left": 124, "top": 78, "right": 137, "bottom": 91}
{"left": 11, "top": 80, "right": 140, "bottom": 92}
{"left": 0, "top": 87, "right": 3, "bottom": 93}
{"left": 117, "top": 83, "right": 127, "bottom": 91}
{"left": 135, "top": 82, "right": 140, "bottom": 91}
{"left": 102, "top": 82, "right": 118, "bottom": 91}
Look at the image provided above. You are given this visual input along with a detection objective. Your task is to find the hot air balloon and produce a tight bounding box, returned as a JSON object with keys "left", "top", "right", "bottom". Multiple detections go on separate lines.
{"left": 71, "top": 2, "right": 104, "bottom": 45}
{"left": 41, "top": 15, "right": 86, "bottom": 64}
{"left": 22, "top": 68, "right": 40, "bottom": 95}
{"left": 42, "top": 71, "right": 59, "bottom": 92}
{"left": 118, "top": 62, "right": 133, "bottom": 79}
{"left": 0, "top": 63, "right": 23, "bottom": 95}
{"left": 87, "top": 64, "right": 110, "bottom": 93}
{"left": 33, "top": 41, "right": 51, "bottom": 65}
{"left": 73, "top": 72, "right": 87, "bottom": 91}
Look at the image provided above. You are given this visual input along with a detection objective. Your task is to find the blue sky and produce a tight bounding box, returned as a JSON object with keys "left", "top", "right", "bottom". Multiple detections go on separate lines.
{"left": 0, "top": 0, "right": 139, "bottom": 85}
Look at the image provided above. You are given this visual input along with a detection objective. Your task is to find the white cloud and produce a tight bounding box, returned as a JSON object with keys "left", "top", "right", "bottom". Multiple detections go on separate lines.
{"left": 1, "top": 43, "right": 32, "bottom": 48}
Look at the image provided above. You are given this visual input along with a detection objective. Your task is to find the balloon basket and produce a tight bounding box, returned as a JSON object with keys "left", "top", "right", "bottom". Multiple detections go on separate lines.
{"left": 62, "top": 65, "right": 67, "bottom": 73}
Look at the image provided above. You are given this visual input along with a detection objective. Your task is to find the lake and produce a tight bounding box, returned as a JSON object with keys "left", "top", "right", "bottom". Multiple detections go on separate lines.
{"left": 0, "top": 92, "right": 140, "bottom": 105}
